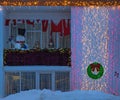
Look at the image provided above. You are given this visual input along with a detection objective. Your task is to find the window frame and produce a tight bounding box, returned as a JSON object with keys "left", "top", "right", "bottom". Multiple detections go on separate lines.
{"left": 5, "top": 71, "right": 70, "bottom": 96}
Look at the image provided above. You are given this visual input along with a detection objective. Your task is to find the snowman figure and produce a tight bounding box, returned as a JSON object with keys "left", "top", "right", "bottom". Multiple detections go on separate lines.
{"left": 8, "top": 28, "right": 28, "bottom": 50}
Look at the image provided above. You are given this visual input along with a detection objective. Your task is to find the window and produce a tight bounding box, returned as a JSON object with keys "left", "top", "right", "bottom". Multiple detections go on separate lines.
{"left": 5, "top": 71, "right": 70, "bottom": 96}
{"left": 21, "top": 72, "right": 36, "bottom": 91}
{"left": 5, "top": 72, "right": 20, "bottom": 95}
{"left": 9, "top": 20, "right": 70, "bottom": 49}
{"left": 55, "top": 72, "right": 70, "bottom": 91}
{"left": 5, "top": 72, "right": 36, "bottom": 96}
{"left": 39, "top": 73, "right": 52, "bottom": 90}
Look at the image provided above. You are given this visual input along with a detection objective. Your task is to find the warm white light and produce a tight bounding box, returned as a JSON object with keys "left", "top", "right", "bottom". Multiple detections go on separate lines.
{"left": 81, "top": 7, "right": 109, "bottom": 92}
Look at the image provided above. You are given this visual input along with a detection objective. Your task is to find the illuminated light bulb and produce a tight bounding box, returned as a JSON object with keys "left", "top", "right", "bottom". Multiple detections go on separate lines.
{"left": 34, "top": 1, "right": 38, "bottom": 5}
{"left": 117, "top": 6, "right": 120, "bottom": 9}
{"left": 112, "top": 6, "right": 116, "bottom": 10}
{"left": 90, "top": 6, "right": 95, "bottom": 9}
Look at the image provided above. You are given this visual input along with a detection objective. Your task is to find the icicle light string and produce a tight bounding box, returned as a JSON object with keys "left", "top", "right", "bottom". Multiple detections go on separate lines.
{"left": 80, "top": 7, "right": 109, "bottom": 91}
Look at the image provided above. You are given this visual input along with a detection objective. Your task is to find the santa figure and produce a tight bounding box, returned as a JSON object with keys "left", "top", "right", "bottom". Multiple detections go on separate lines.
{"left": 8, "top": 28, "right": 28, "bottom": 50}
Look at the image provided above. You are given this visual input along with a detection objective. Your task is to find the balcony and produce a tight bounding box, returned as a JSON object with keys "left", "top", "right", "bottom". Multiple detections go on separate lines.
{"left": 4, "top": 48, "right": 71, "bottom": 66}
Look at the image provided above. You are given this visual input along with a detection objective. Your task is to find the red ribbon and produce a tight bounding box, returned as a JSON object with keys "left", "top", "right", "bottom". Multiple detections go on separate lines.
{"left": 90, "top": 63, "right": 101, "bottom": 72}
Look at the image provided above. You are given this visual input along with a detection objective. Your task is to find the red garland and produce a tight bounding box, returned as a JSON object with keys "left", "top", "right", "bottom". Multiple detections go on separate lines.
{"left": 42, "top": 20, "right": 48, "bottom": 32}
{"left": 63, "top": 19, "right": 70, "bottom": 36}
{"left": 5, "top": 19, "right": 10, "bottom": 26}
{"left": 5, "top": 19, "right": 71, "bottom": 37}
{"left": 26, "top": 19, "right": 34, "bottom": 26}
{"left": 51, "top": 20, "right": 63, "bottom": 36}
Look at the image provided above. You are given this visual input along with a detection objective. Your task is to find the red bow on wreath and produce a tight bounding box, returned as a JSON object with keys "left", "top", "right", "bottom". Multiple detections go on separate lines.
{"left": 90, "top": 63, "right": 101, "bottom": 72}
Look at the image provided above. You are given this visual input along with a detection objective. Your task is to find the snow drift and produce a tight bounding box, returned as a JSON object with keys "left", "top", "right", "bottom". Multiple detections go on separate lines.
{"left": 0, "top": 89, "right": 120, "bottom": 100}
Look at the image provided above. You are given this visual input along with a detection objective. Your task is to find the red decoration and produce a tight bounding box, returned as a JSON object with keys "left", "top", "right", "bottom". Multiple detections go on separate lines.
{"left": 13, "top": 19, "right": 16, "bottom": 25}
{"left": 51, "top": 20, "right": 63, "bottom": 36}
{"left": 42, "top": 20, "right": 48, "bottom": 32}
{"left": 22, "top": 19, "right": 25, "bottom": 24}
{"left": 5, "top": 19, "right": 71, "bottom": 37}
{"left": 5, "top": 19, "right": 10, "bottom": 26}
{"left": 63, "top": 19, "right": 70, "bottom": 36}
{"left": 90, "top": 63, "right": 101, "bottom": 72}
{"left": 87, "top": 62, "right": 104, "bottom": 79}
{"left": 26, "top": 19, "right": 34, "bottom": 26}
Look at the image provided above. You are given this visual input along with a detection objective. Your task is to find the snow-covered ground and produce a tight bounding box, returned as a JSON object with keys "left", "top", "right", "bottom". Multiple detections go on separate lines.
{"left": 0, "top": 89, "right": 120, "bottom": 100}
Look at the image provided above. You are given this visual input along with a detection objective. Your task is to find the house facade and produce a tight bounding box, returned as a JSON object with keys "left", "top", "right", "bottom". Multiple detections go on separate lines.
{"left": 0, "top": 6, "right": 120, "bottom": 97}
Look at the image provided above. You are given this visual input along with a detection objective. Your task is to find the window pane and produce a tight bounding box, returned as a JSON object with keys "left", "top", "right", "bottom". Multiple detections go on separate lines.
{"left": 21, "top": 72, "right": 36, "bottom": 91}
{"left": 5, "top": 72, "right": 20, "bottom": 96}
{"left": 26, "top": 32, "right": 40, "bottom": 49}
{"left": 42, "top": 31, "right": 49, "bottom": 48}
{"left": 40, "top": 74, "right": 52, "bottom": 90}
{"left": 17, "top": 23, "right": 25, "bottom": 29}
{"left": 26, "top": 23, "right": 41, "bottom": 31}
{"left": 55, "top": 72, "right": 70, "bottom": 91}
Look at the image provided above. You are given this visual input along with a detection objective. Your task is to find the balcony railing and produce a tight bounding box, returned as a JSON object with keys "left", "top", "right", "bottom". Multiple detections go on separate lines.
{"left": 4, "top": 48, "right": 71, "bottom": 66}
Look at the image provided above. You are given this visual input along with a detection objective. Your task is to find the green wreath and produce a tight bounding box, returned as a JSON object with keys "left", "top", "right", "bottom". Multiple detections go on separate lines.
{"left": 87, "top": 62, "right": 104, "bottom": 79}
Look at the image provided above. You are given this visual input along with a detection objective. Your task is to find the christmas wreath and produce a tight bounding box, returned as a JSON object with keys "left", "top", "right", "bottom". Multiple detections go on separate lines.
{"left": 87, "top": 62, "right": 104, "bottom": 79}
